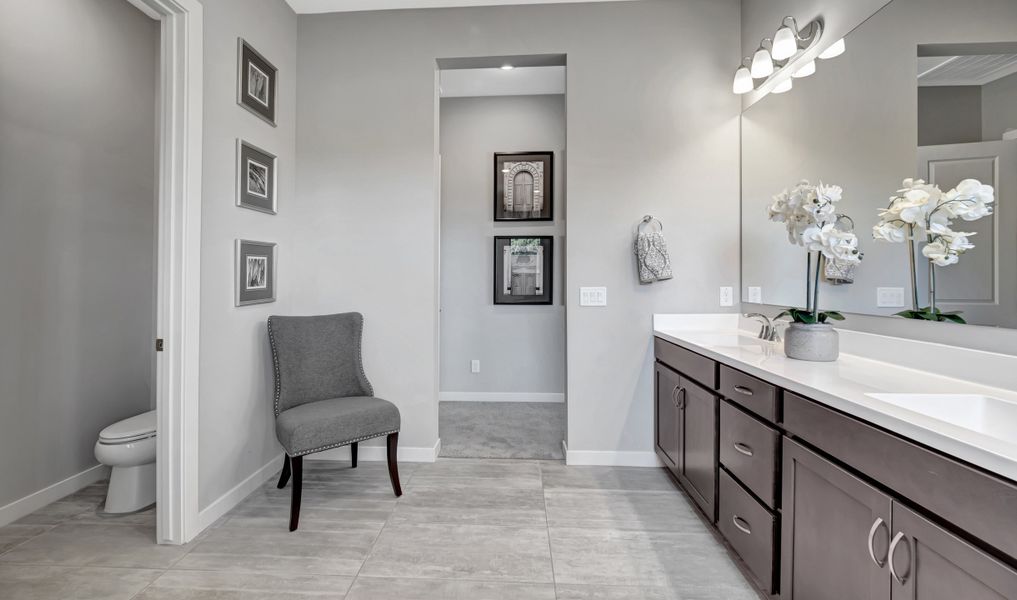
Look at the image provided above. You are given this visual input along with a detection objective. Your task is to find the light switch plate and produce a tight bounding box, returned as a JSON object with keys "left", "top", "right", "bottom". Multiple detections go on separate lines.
{"left": 748, "top": 286, "right": 762, "bottom": 303}
{"left": 580, "top": 287, "right": 607, "bottom": 307}
{"left": 877, "top": 287, "right": 906, "bottom": 308}
{"left": 470, "top": 360, "right": 480, "bottom": 373}
{"left": 720, "top": 287, "right": 734, "bottom": 307}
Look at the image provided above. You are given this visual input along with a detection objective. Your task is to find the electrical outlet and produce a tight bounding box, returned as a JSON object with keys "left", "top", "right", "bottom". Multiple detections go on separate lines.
{"left": 580, "top": 287, "right": 607, "bottom": 306}
{"left": 877, "top": 287, "right": 906, "bottom": 308}
{"left": 720, "top": 286, "right": 734, "bottom": 307}
{"left": 470, "top": 360, "right": 480, "bottom": 373}
{"left": 748, "top": 286, "right": 762, "bottom": 303}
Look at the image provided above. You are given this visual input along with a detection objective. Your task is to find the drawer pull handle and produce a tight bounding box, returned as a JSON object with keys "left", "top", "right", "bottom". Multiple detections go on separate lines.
{"left": 732, "top": 515, "right": 752, "bottom": 535}
{"left": 888, "top": 532, "right": 911, "bottom": 585}
{"left": 733, "top": 442, "right": 754, "bottom": 457}
{"left": 677, "top": 387, "right": 686, "bottom": 410}
{"left": 671, "top": 385, "right": 681, "bottom": 408}
{"left": 867, "top": 517, "right": 888, "bottom": 568}
{"left": 733, "top": 385, "right": 754, "bottom": 396}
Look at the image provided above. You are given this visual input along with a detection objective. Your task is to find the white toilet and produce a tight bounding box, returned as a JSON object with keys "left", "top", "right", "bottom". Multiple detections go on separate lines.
{"left": 94, "top": 410, "right": 157, "bottom": 513}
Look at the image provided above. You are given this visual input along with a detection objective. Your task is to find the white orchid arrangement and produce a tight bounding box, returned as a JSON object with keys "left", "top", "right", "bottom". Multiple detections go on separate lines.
{"left": 872, "top": 178, "right": 994, "bottom": 323}
{"left": 768, "top": 180, "right": 862, "bottom": 324}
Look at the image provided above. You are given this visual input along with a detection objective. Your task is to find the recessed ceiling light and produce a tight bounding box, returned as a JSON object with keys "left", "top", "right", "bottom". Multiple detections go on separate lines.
{"left": 500, "top": 64, "right": 514, "bottom": 70}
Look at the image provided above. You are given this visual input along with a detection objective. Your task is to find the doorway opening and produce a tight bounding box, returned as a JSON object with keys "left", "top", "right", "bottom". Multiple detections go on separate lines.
{"left": 436, "top": 55, "right": 567, "bottom": 460}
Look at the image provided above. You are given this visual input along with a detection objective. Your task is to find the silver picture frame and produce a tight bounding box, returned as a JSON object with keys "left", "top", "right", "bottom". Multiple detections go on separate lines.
{"left": 236, "top": 139, "right": 277, "bottom": 214}
{"left": 236, "top": 38, "right": 278, "bottom": 127}
{"left": 235, "top": 239, "right": 277, "bottom": 306}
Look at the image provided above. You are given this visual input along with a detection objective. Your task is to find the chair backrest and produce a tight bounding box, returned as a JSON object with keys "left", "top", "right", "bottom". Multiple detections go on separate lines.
{"left": 267, "top": 312, "right": 374, "bottom": 415}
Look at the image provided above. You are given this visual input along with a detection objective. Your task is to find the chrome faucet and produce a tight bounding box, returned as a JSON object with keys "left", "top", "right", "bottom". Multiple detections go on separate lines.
{"left": 745, "top": 313, "right": 781, "bottom": 342}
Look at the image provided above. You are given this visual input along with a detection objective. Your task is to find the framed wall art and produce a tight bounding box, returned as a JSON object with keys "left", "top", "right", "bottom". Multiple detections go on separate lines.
{"left": 493, "top": 236, "right": 553, "bottom": 305}
{"left": 237, "top": 38, "right": 277, "bottom": 126}
{"left": 494, "top": 151, "right": 554, "bottom": 221}
{"left": 236, "top": 139, "right": 277, "bottom": 214}
{"left": 235, "top": 239, "right": 277, "bottom": 306}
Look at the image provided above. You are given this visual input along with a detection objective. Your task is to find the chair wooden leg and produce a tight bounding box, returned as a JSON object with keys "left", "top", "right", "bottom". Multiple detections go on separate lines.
{"left": 289, "top": 455, "right": 303, "bottom": 532}
{"left": 276, "top": 454, "right": 291, "bottom": 489}
{"left": 386, "top": 432, "right": 402, "bottom": 497}
{"left": 351, "top": 442, "right": 358, "bottom": 468}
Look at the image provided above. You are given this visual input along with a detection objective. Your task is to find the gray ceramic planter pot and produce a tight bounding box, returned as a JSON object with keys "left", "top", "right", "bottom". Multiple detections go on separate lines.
{"left": 784, "top": 323, "right": 839, "bottom": 362}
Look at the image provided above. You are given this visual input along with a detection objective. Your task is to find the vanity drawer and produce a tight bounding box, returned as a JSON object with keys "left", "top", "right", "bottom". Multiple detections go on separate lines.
{"left": 654, "top": 337, "right": 717, "bottom": 389}
{"left": 719, "top": 365, "right": 778, "bottom": 422}
{"left": 718, "top": 469, "right": 776, "bottom": 594}
{"left": 720, "top": 400, "right": 780, "bottom": 508}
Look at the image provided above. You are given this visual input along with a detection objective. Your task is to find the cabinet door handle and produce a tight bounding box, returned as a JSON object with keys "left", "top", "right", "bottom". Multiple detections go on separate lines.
{"left": 733, "top": 442, "right": 754, "bottom": 457}
{"left": 867, "top": 517, "right": 888, "bottom": 568}
{"left": 677, "top": 387, "right": 687, "bottom": 410}
{"left": 733, "top": 385, "right": 754, "bottom": 396}
{"left": 888, "top": 531, "right": 911, "bottom": 585}
{"left": 732, "top": 515, "right": 752, "bottom": 535}
{"left": 672, "top": 385, "right": 681, "bottom": 408}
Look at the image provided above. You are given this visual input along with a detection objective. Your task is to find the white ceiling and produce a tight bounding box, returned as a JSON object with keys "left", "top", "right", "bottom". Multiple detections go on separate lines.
{"left": 440, "top": 66, "right": 565, "bottom": 97}
{"left": 287, "top": 0, "right": 637, "bottom": 14}
{"left": 918, "top": 55, "right": 1017, "bottom": 87}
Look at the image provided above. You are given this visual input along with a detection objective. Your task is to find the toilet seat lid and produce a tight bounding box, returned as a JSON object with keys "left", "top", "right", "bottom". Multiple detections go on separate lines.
{"left": 99, "top": 410, "right": 157, "bottom": 443}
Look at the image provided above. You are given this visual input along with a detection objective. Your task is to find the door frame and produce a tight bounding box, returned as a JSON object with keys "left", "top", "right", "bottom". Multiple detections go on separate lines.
{"left": 126, "top": 0, "right": 203, "bottom": 545}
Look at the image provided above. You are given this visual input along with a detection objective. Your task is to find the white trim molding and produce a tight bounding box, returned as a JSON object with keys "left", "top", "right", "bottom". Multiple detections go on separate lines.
{"left": 310, "top": 438, "right": 442, "bottom": 463}
{"left": 0, "top": 465, "right": 109, "bottom": 527}
{"left": 196, "top": 454, "right": 283, "bottom": 532}
{"left": 564, "top": 445, "right": 664, "bottom": 468}
{"left": 439, "top": 392, "right": 565, "bottom": 403}
{"left": 131, "top": 0, "right": 203, "bottom": 546}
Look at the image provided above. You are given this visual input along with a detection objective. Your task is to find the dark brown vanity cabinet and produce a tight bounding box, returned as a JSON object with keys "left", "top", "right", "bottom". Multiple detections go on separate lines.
{"left": 653, "top": 340, "right": 719, "bottom": 522}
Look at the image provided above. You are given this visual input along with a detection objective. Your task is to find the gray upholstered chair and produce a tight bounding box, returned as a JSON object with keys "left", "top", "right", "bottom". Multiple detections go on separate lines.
{"left": 267, "top": 312, "right": 402, "bottom": 531}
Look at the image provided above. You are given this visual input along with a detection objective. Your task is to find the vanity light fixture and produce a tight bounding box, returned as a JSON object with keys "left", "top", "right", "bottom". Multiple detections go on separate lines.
{"left": 751, "top": 42, "right": 775, "bottom": 78}
{"left": 733, "top": 59, "right": 754, "bottom": 94}
{"left": 792, "top": 60, "right": 816, "bottom": 78}
{"left": 772, "top": 78, "right": 793, "bottom": 94}
{"left": 818, "top": 38, "right": 846, "bottom": 60}
{"left": 772, "top": 23, "right": 798, "bottom": 60}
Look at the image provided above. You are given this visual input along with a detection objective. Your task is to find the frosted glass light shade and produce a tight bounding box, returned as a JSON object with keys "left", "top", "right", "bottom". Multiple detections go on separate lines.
{"left": 772, "top": 78, "right": 793, "bottom": 94}
{"left": 732, "top": 67, "right": 754, "bottom": 94}
{"left": 818, "top": 38, "right": 845, "bottom": 59}
{"left": 751, "top": 48, "right": 774, "bottom": 78}
{"left": 792, "top": 60, "right": 816, "bottom": 78}
{"left": 772, "top": 26, "right": 798, "bottom": 60}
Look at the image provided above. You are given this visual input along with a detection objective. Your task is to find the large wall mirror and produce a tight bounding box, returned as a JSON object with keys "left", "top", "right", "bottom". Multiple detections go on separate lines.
{"left": 741, "top": 0, "right": 1017, "bottom": 329}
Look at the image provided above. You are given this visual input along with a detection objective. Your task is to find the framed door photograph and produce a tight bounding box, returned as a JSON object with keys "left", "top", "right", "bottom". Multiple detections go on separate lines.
{"left": 493, "top": 236, "right": 553, "bottom": 305}
{"left": 494, "top": 152, "right": 554, "bottom": 221}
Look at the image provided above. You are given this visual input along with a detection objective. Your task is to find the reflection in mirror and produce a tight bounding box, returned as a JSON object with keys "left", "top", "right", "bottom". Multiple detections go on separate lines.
{"left": 741, "top": 0, "right": 1017, "bottom": 329}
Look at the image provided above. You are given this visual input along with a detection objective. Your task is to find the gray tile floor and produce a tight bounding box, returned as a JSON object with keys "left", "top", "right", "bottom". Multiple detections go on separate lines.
{"left": 439, "top": 401, "right": 566, "bottom": 459}
{"left": 0, "top": 459, "right": 759, "bottom": 599}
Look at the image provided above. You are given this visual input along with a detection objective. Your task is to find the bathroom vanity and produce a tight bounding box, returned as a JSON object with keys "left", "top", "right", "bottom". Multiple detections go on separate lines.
{"left": 653, "top": 314, "right": 1017, "bottom": 599}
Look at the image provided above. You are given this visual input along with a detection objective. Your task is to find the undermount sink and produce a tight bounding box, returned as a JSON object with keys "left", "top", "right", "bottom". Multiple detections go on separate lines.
{"left": 866, "top": 393, "right": 1017, "bottom": 442}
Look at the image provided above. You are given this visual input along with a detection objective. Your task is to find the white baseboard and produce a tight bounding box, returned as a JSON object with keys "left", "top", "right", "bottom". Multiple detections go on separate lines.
{"left": 439, "top": 392, "right": 565, "bottom": 403}
{"left": 564, "top": 446, "right": 663, "bottom": 468}
{"left": 196, "top": 453, "right": 283, "bottom": 532}
{"left": 309, "top": 438, "right": 441, "bottom": 463}
{"left": 0, "top": 464, "right": 110, "bottom": 527}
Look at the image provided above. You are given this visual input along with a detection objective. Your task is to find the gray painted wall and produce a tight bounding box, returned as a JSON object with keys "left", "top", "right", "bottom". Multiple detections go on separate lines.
{"left": 439, "top": 95, "right": 566, "bottom": 395}
{"left": 917, "top": 86, "right": 982, "bottom": 146}
{"left": 0, "top": 0, "right": 157, "bottom": 507}
{"left": 741, "top": 0, "right": 1017, "bottom": 356}
{"left": 983, "top": 71, "right": 1017, "bottom": 141}
{"left": 197, "top": 0, "right": 298, "bottom": 510}
{"left": 295, "top": 0, "right": 742, "bottom": 456}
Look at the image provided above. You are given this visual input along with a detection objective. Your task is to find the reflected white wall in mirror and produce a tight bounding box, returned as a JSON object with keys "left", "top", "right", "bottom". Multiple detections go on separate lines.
{"left": 741, "top": 0, "right": 1017, "bottom": 329}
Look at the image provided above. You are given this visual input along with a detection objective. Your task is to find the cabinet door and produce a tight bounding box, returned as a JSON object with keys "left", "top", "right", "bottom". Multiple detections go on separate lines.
{"left": 654, "top": 363, "right": 681, "bottom": 468}
{"left": 680, "top": 377, "right": 718, "bottom": 521}
{"left": 782, "top": 438, "right": 892, "bottom": 600}
{"left": 890, "top": 503, "right": 1017, "bottom": 600}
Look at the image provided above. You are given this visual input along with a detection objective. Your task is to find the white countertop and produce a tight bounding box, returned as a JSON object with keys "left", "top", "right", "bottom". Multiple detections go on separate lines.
{"left": 653, "top": 314, "right": 1017, "bottom": 482}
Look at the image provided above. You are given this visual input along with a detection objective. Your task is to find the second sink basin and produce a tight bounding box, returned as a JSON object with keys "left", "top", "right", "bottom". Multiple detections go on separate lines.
{"left": 866, "top": 393, "right": 1017, "bottom": 443}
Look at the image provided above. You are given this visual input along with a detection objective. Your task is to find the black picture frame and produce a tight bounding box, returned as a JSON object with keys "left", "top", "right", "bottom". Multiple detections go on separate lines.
{"left": 493, "top": 236, "right": 554, "bottom": 305}
{"left": 493, "top": 152, "right": 554, "bottom": 221}
{"left": 237, "top": 38, "right": 277, "bottom": 126}
{"left": 236, "top": 139, "right": 277, "bottom": 214}
{"left": 235, "top": 239, "right": 277, "bottom": 306}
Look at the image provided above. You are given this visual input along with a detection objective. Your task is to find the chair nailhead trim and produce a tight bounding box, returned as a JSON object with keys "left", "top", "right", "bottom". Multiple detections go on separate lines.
{"left": 292, "top": 429, "right": 399, "bottom": 457}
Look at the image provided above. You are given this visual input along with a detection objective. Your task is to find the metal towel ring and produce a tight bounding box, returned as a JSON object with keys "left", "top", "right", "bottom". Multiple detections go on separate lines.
{"left": 639, "top": 215, "right": 663, "bottom": 232}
